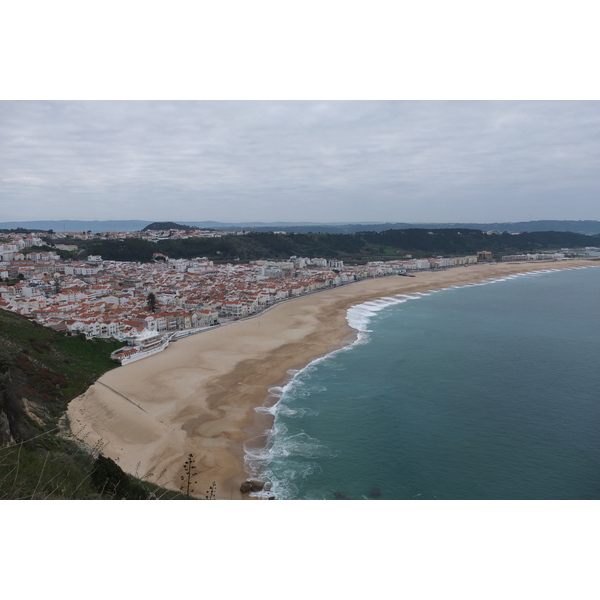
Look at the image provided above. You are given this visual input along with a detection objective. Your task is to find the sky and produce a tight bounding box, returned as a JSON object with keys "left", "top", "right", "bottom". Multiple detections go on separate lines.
{"left": 1, "top": 100, "right": 599, "bottom": 225}
{"left": 4, "top": 2, "right": 600, "bottom": 593}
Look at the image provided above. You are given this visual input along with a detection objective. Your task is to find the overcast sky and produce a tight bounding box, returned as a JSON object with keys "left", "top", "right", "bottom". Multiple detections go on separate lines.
{"left": 1, "top": 100, "right": 599, "bottom": 224}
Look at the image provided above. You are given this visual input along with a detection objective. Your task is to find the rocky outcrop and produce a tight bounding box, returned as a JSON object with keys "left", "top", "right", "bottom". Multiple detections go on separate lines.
{"left": 240, "top": 480, "right": 267, "bottom": 494}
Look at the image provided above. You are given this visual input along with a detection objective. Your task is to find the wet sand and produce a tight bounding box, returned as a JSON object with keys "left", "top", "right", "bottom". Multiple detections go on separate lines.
{"left": 67, "top": 260, "right": 598, "bottom": 499}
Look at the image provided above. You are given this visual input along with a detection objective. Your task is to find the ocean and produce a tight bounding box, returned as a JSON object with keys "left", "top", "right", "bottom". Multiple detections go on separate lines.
{"left": 246, "top": 265, "right": 600, "bottom": 500}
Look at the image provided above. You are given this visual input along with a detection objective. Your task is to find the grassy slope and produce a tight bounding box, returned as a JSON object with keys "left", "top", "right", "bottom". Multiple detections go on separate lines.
{"left": 0, "top": 309, "right": 189, "bottom": 499}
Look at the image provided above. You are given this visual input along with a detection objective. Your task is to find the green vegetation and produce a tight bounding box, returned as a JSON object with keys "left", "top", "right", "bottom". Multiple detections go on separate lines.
{"left": 0, "top": 438, "right": 187, "bottom": 499}
{"left": 30, "top": 243, "right": 76, "bottom": 260}
{"left": 142, "top": 221, "right": 198, "bottom": 231}
{"left": 91, "top": 454, "right": 148, "bottom": 499}
{"left": 0, "top": 309, "right": 188, "bottom": 499}
{"left": 146, "top": 292, "right": 157, "bottom": 313}
{"left": 0, "top": 227, "right": 50, "bottom": 234}
{"left": 0, "top": 310, "right": 122, "bottom": 421}
{"left": 71, "top": 228, "right": 599, "bottom": 263}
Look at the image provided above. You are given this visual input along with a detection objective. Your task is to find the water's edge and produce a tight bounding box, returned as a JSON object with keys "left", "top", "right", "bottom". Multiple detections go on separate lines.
{"left": 243, "top": 265, "right": 598, "bottom": 499}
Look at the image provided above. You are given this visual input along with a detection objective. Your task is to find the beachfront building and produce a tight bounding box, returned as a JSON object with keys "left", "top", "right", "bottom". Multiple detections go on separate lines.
{"left": 449, "top": 255, "right": 478, "bottom": 266}
{"left": 502, "top": 252, "right": 566, "bottom": 262}
{"left": 110, "top": 327, "right": 170, "bottom": 365}
{"left": 198, "top": 309, "right": 218, "bottom": 326}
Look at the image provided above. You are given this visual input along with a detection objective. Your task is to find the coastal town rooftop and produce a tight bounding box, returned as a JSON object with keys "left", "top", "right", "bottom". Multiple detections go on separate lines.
{"left": 1, "top": 229, "right": 571, "bottom": 352}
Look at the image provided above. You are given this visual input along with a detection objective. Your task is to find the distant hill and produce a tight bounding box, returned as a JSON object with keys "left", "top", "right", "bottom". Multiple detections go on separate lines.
{"left": 415, "top": 220, "right": 600, "bottom": 236}
{"left": 2, "top": 219, "right": 600, "bottom": 235}
{"left": 0, "top": 220, "right": 152, "bottom": 233}
{"left": 142, "top": 221, "right": 199, "bottom": 232}
{"left": 235, "top": 220, "right": 600, "bottom": 235}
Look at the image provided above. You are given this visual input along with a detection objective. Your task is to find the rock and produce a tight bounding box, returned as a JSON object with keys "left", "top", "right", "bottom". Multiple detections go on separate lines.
{"left": 250, "top": 480, "right": 265, "bottom": 492}
{"left": 240, "top": 481, "right": 253, "bottom": 494}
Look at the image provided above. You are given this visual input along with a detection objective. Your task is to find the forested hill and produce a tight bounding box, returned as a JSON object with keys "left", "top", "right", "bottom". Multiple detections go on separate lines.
{"left": 73, "top": 228, "right": 599, "bottom": 263}
{"left": 142, "top": 221, "right": 198, "bottom": 231}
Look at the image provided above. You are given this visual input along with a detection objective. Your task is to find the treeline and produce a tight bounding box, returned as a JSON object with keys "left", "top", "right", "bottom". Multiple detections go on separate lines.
{"left": 0, "top": 227, "right": 50, "bottom": 234}
{"left": 72, "top": 228, "right": 599, "bottom": 263}
{"left": 360, "top": 229, "right": 597, "bottom": 257}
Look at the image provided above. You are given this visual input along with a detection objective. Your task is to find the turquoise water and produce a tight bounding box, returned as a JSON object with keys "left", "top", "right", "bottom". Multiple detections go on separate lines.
{"left": 246, "top": 266, "right": 600, "bottom": 500}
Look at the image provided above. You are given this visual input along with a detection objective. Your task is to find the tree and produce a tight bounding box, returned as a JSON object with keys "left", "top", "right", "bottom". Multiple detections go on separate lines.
{"left": 146, "top": 292, "right": 157, "bottom": 313}
{"left": 180, "top": 453, "right": 197, "bottom": 496}
{"left": 179, "top": 453, "right": 216, "bottom": 499}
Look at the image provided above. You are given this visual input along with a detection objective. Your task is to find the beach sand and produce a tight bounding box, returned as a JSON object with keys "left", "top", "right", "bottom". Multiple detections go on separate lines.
{"left": 67, "top": 260, "right": 598, "bottom": 499}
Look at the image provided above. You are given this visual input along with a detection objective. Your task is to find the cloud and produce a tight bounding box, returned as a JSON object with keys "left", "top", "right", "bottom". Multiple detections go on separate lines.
{"left": 1, "top": 100, "right": 599, "bottom": 222}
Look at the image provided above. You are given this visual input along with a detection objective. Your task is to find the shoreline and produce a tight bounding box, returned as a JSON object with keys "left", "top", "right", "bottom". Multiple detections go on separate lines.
{"left": 67, "top": 260, "right": 599, "bottom": 499}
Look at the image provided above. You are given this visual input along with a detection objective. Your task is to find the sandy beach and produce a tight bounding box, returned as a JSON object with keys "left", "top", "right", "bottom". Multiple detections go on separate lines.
{"left": 67, "top": 260, "right": 598, "bottom": 499}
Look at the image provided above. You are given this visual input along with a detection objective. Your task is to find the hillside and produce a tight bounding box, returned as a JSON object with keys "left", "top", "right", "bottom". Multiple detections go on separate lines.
{"left": 73, "top": 228, "right": 600, "bottom": 263}
{"left": 0, "top": 310, "right": 188, "bottom": 499}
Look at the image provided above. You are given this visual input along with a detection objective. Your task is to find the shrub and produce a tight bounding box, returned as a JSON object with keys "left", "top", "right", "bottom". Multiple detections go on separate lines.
{"left": 91, "top": 455, "right": 148, "bottom": 500}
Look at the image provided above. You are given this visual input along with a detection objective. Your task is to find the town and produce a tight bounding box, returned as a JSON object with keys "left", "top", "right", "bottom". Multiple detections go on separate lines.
{"left": 0, "top": 230, "right": 569, "bottom": 365}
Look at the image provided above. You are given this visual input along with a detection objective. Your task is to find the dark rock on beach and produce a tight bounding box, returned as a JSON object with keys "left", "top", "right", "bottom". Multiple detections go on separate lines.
{"left": 251, "top": 480, "right": 265, "bottom": 492}
{"left": 240, "top": 480, "right": 266, "bottom": 494}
